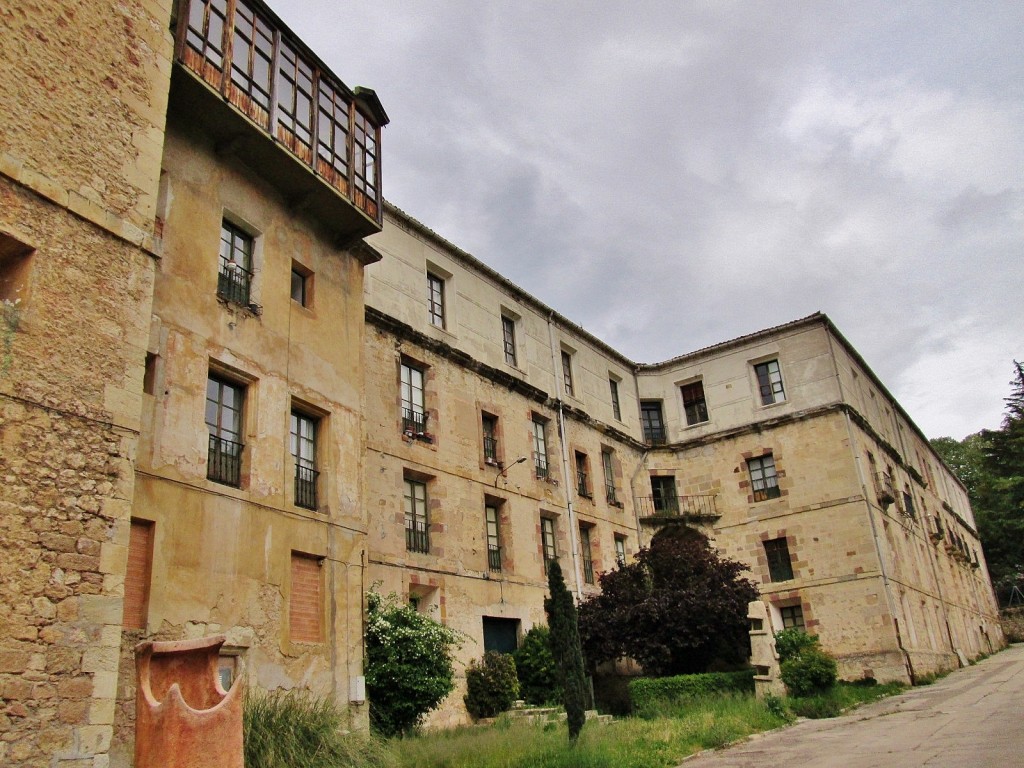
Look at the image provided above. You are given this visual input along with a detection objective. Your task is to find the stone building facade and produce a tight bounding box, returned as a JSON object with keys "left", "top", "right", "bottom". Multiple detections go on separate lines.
{"left": 0, "top": 0, "right": 1003, "bottom": 763}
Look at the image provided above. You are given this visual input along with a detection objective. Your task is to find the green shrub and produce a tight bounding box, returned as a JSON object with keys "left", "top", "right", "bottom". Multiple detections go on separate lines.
{"left": 364, "top": 591, "right": 463, "bottom": 737}
{"left": 762, "top": 692, "right": 791, "bottom": 722}
{"left": 780, "top": 648, "right": 838, "bottom": 697}
{"left": 243, "top": 689, "right": 395, "bottom": 768}
{"left": 464, "top": 651, "right": 520, "bottom": 719}
{"left": 628, "top": 669, "right": 755, "bottom": 715}
{"left": 774, "top": 628, "right": 820, "bottom": 663}
{"left": 512, "top": 626, "right": 561, "bottom": 706}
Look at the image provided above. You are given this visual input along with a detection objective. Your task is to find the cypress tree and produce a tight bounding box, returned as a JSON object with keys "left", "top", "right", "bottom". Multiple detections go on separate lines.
{"left": 544, "top": 560, "right": 587, "bottom": 743}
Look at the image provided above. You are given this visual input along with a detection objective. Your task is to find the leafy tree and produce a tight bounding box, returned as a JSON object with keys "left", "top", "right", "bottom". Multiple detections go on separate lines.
{"left": 930, "top": 433, "right": 986, "bottom": 502}
{"left": 774, "top": 628, "right": 820, "bottom": 664}
{"left": 364, "top": 591, "right": 463, "bottom": 737}
{"left": 512, "top": 625, "right": 561, "bottom": 705}
{"left": 544, "top": 560, "right": 588, "bottom": 743}
{"left": 578, "top": 526, "right": 759, "bottom": 677}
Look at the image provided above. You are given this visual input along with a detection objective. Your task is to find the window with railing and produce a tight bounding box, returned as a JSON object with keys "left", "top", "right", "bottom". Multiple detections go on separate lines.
{"left": 602, "top": 449, "right": 617, "bottom": 504}
{"left": 405, "top": 479, "right": 429, "bottom": 553}
{"left": 533, "top": 417, "right": 549, "bottom": 478}
{"left": 400, "top": 361, "right": 427, "bottom": 435}
{"left": 575, "top": 451, "right": 591, "bottom": 498}
{"left": 748, "top": 454, "right": 781, "bottom": 502}
{"left": 614, "top": 535, "right": 626, "bottom": 568}
{"left": 541, "top": 517, "right": 557, "bottom": 574}
{"left": 177, "top": 0, "right": 385, "bottom": 222}
{"left": 290, "top": 410, "right": 318, "bottom": 509}
{"left": 651, "top": 475, "right": 678, "bottom": 514}
{"left": 218, "top": 220, "right": 253, "bottom": 306}
{"left": 205, "top": 375, "right": 244, "bottom": 487}
{"left": 482, "top": 414, "right": 498, "bottom": 465}
{"left": 485, "top": 504, "right": 501, "bottom": 572}
{"left": 580, "top": 526, "right": 594, "bottom": 584}
{"left": 640, "top": 401, "right": 666, "bottom": 445}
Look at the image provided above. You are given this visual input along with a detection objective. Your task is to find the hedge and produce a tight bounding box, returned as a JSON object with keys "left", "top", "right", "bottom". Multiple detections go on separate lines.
{"left": 628, "top": 669, "right": 755, "bottom": 711}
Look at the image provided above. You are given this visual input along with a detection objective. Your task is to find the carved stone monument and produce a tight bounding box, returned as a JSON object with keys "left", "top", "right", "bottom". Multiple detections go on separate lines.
{"left": 135, "top": 635, "right": 244, "bottom": 768}
{"left": 748, "top": 601, "right": 786, "bottom": 698}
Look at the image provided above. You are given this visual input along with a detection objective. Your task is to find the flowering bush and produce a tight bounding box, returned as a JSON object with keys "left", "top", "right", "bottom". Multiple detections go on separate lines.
{"left": 364, "top": 591, "right": 463, "bottom": 737}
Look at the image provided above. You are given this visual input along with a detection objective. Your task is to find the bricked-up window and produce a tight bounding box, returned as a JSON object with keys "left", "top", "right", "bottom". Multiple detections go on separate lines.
{"left": 404, "top": 479, "right": 429, "bottom": 553}
{"left": 651, "top": 475, "right": 678, "bottom": 514}
{"left": 427, "top": 272, "right": 445, "bottom": 328}
{"left": 561, "top": 351, "right": 575, "bottom": 397}
{"left": 400, "top": 361, "right": 427, "bottom": 434}
{"left": 532, "top": 417, "right": 549, "bottom": 478}
{"left": 502, "top": 316, "right": 517, "bottom": 366}
{"left": 124, "top": 520, "right": 155, "bottom": 630}
{"left": 614, "top": 535, "right": 626, "bottom": 567}
{"left": 541, "top": 517, "right": 557, "bottom": 573}
{"left": 609, "top": 379, "right": 622, "bottom": 421}
{"left": 229, "top": 1, "right": 273, "bottom": 112}
{"left": 764, "top": 538, "right": 794, "bottom": 582}
{"left": 485, "top": 504, "right": 501, "bottom": 572}
{"left": 290, "top": 410, "right": 319, "bottom": 509}
{"left": 602, "top": 449, "right": 617, "bottom": 504}
{"left": 482, "top": 414, "right": 499, "bottom": 465}
{"left": 205, "top": 375, "right": 244, "bottom": 487}
{"left": 289, "top": 552, "right": 322, "bottom": 643}
{"left": 640, "top": 401, "right": 666, "bottom": 445}
{"left": 218, "top": 220, "right": 253, "bottom": 306}
{"left": 681, "top": 380, "right": 709, "bottom": 425}
{"left": 748, "top": 454, "right": 781, "bottom": 502}
{"left": 276, "top": 40, "right": 315, "bottom": 162}
{"left": 580, "top": 525, "right": 594, "bottom": 584}
{"left": 780, "top": 604, "right": 804, "bottom": 629}
{"left": 754, "top": 360, "right": 786, "bottom": 405}
{"left": 575, "top": 451, "right": 591, "bottom": 498}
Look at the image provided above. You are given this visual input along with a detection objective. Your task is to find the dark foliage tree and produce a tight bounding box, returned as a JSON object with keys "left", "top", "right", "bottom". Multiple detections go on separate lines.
{"left": 578, "top": 526, "right": 759, "bottom": 677}
{"left": 544, "top": 560, "right": 587, "bottom": 743}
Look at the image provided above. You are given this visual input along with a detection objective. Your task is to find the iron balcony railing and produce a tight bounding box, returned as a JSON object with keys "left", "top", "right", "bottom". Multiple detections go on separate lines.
{"left": 483, "top": 435, "right": 498, "bottom": 464}
{"left": 577, "top": 470, "right": 590, "bottom": 498}
{"left": 487, "top": 544, "right": 502, "bottom": 572}
{"left": 582, "top": 555, "right": 594, "bottom": 584}
{"left": 294, "top": 463, "right": 319, "bottom": 509}
{"left": 406, "top": 520, "right": 429, "bottom": 553}
{"left": 643, "top": 426, "right": 667, "bottom": 446}
{"left": 217, "top": 259, "right": 253, "bottom": 306}
{"left": 535, "top": 455, "right": 549, "bottom": 478}
{"left": 634, "top": 494, "right": 719, "bottom": 522}
{"left": 207, "top": 434, "right": 243, "bottom": 487}
{"left": 605, "top": 484, "right": 618, "bottom": 505}
{"left": 402, "top": 408, "right": 428, "bottom": 435}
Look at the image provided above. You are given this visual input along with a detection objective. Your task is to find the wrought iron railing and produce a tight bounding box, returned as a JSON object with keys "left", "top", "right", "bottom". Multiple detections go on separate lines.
{"left": 535, "top": 456, "right": 549, "bottom": 478}
{"left": 207, "top": 434, "right": 243, "bottom": 487}
{"left": 582, "top": 556, "right": 594, "bottom": 584}
{"left": 643, "top": 426, "right": 667, "bottom": 445}
{"left": 217, "top": 259, "right": 253, "bottom": 306}
{"left": 577, "top": 470, "right": 590, "bottom": 498}
{"left": 487, "top": 544, "right": 502, "bottom": 572}
{"left": 484, "top": 435, "right": 498, "bottom": 464}
{"left": 294, "top": 463, "right": 319, "bottom": 509}
{"left": 634, "top": 494, "right": 719, "bottom": 521}
{"left": 605, "top": 484, "right": 618, "bottom": 505}
{"left": 406, "top": 519, "right": 429, "bottom": 553}
{"left": 402, "top": 408, "right": 428, "bottom": 435}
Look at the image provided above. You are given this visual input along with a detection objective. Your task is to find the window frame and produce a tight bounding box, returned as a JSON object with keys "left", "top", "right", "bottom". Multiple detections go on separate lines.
{"left": 651, "top": 475, "right": 678, "bottom": 514}
{"left": 290, "top": 409, "right": 319, "bottom": 510}
{"left": 404, "top": 478, "right": 430, "bottom": 553}
{"left": 614, "top": 535, "right": 626, "bottom": 567}
{"left": 681, "top": 380, "right": 709, "bottom": 426}
{"left": 764, "top": 537, "right": 794, "bottom": 582}
{"left": 754, "top": 359, "right": 786, "bottom": 406}
{"left": 609, "top": 378, "right": 622, "bottom": 421}
{"left": 400, "top": 360, "right": 427, "bottom": 435}
{"left": 640, "top": 400, "right": 666, "bottom": 445}
{"left": 541, "top": 516, "right": 557, "bottom": 572}
{"left": 575, "top": 451, "right": 591, "bottom": 499}
{"left": 532, "top": 417, "right": 549, "bottom": 478}
{"left": 501, "top": 315, "right": 517, "bottom": 367}
{"left": 485, "top": 503, "right": 501, "bottom": 572}
{"left": 482, "top": 413, "right": 499, "bottom": 465}
{"left": 580, "top": 525, "right": 594, "bottom": 584}
{"left": 427, "top": 272, "right": 445, "bottom": 329}
{"left": 205, "top": 373, "right": 245, "bottom": 487}
{"left": 779, "top": 603, "right": 805, "bottom": 629}
{"left": 290, "top": 262, "right": 313, "bottom": 307}
{"left": 601, "top": 448, "right": 617, "bottom": 504}
{"left": 748, "top": 454, "right": 781, "bottom": 502}
{"left": 561, "top": 350, "right": 574, "bottom": 397}
{"left": 217, "top": 219, "right": 254, "bottom": 307}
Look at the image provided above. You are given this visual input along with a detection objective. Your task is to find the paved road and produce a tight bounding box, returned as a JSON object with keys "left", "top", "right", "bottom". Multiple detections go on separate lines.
{"left": 680, "top": 644, "right": 1024, "bottom": 768}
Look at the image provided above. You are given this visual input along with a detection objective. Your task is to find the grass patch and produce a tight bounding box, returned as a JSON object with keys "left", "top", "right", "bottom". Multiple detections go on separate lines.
{"left": 391, "top": 694, "right": 789, "bottom": 768}
{"left": 787, "top": 681, "right": 906, "bottom": 719}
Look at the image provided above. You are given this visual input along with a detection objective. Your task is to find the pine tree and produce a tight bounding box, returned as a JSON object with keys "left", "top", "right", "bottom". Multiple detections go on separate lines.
{"left": 544, "top": 560, "right": 587, "bottom": 743}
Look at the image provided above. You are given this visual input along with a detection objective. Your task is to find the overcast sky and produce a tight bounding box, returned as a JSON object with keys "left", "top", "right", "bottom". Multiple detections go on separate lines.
{"left": 274, "top": 0, "right": 1022, "bottom": 440}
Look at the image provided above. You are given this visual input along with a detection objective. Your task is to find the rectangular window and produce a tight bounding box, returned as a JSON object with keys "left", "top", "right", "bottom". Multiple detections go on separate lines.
{"left": 290, "top": 263, "right": 312, "bottom": 307}
{"left": 205, "top": 375, "right": 244, "bottom": 487}
{"left": 352, "top": 107, "right": 380, "bottom": 217}
{"left": 532, "top": 417, "right": 549, "bottom": 478}
{"left": 640, "top": 401, "right": 666, "bottom": 445}
{"left": 651, "top": 475, "right": 678, "bottom": 514}
{"left": 427, "top": 272, "right": 445, "bottom": 328}
{"left": 602, "top": 449, "right": 617, "bottom": 504}
{"left": 230, "top": 0, "right": 273, "bottom": 113}
{"left": 681, "top": 380, "right": 709, "bottom": 425}
{"left": 218, "top": 220, "right": 254, "bottom": 306}
{"left": 275, "top": 40, "right": 314, "bottom": 161}
{"left": 609, "top": 379, "right": 622, "bottom": 421}
{"left": 764, "top": 538, "right": 794, "bottom": 582}
{"left": 754, "top": 360, "right": 785, "bottom": 405}
{"left": 482, "top": 413, "right": 499, "bottom": 465}
{"left": 289, "top": 552, "right": 322, "bottom": 642}
{"left": 614, "top": 535, "right": 626, "bottom": 567}
{"left": 541, "top": 517, "right": 557, "bottom": 573}
{"left": 482, "top": 616, "right": 520, "bottom": 654}
{"left": 575, "top": 451, "right": 591, "bottom": 498}
{"left": 315, "top": 78, "right": 350, "bottom": 188}
{"left": 400, "top": 362, "right": 427, "bottom": 434}
{"left": 501, "top": 316, "right": 517, "bottom": 367}
{"left": 405, "top": 479, "right": 429, "bottom": 553}
{"left": 486, "top": 504, "right": 501, "bottom": 572}
{"left": 184, "top": 0, "right": 228, "bottom": 70}
{"left": 903, "top": 488, "right": 916, "bottom": 519}
{"left": 779, "top": 604, "right": 804, "bottom": 629}
{"left": 580, "top": 526, "right": 594, "bottom": 584}
{"left": 748, "top": 454, "right": 781, "bottom": 502}
{"left": 290, "top": 411, "right": 319, "bottom": 509}
{"left": 124, "top": 519, "right": 154, "bottom": 630}
{"left": 561, "top": 351, "right": 574, "bottom": 397}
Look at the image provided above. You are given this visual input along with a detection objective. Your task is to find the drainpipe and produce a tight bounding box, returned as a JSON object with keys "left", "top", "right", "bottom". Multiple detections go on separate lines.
{"left": 546, "top": 312, "right": 583, "bottom": 599}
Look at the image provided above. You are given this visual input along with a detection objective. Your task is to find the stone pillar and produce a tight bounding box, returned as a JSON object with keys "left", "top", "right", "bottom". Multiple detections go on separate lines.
{"left": 748, "top": 601, "right": 786, "bottom": 698}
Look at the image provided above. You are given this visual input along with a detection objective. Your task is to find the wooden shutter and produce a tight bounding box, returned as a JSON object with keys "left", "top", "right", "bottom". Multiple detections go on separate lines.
{"left": 124, "top": 520, "right": 154, "bottom": 630}
{"left": 289, "top": 552, "right": 322, "bottom": 643}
